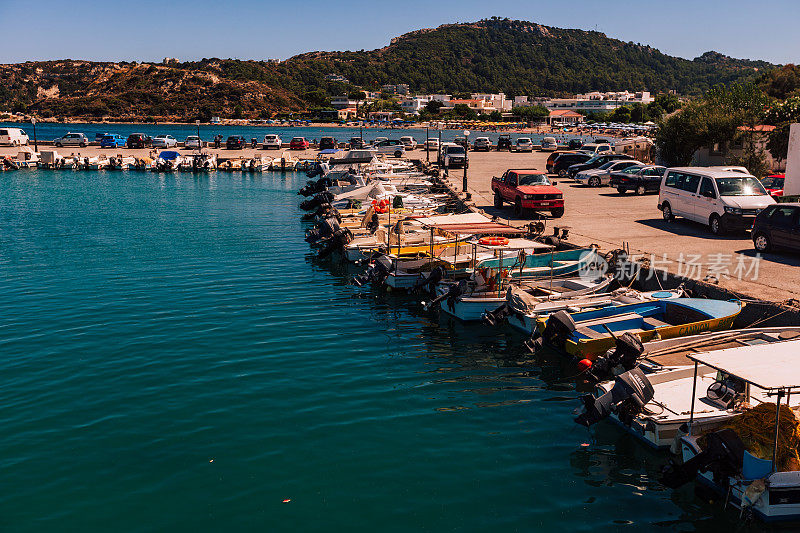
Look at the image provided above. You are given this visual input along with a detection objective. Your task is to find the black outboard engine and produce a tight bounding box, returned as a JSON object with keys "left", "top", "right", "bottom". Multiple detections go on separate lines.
{"left": 317, "top": 228, "right": 353, "bottom": 259}
{"left": 366, "top": 212, "right": 380, "bottom": 234}
{"left": 542, "top": 310, "right": 576, "bottom": 351}
{"left": 482, "top": 303, "right": 510, "bottom": 327}
{"left": 305, "top": 217, "right": 341, "bottom": 244}
{"left": 299, "top": 192, "right": 335, "bottom": 211}
{"left": 351, "top": 259, "right": 390, "bottom": 287}
{"left": 445, "top": 280, "right": 467, "bottom": 312}
{"left": 585, "top": 333, "right": 644, "bottom": 383}
{"left": 306, "top": 162, "right": 324, "bottom": 179}
{"left": 661, "top": 429, "right": 745, "bottom": 489}
{"left": 574, "top": 367, "right": 654, "bottom": 427}
{"left": 411, "top": 266, "right": 445, "bottom": 294}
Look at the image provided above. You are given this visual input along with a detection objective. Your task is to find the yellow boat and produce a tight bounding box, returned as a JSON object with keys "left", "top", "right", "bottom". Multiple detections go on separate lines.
{"left": 536, "top": 298, "right": 743, "bottom": 359}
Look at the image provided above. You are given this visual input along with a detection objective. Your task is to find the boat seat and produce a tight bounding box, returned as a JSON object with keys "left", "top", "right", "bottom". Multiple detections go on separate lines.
{"left": 574, "top": 326, "right": 608, "bottom": 339}
{"left": 642, "top": 317, "right": 671, "bottom": 328}
{"left": 575, "top": 312, "right": 642, "bottom": 328}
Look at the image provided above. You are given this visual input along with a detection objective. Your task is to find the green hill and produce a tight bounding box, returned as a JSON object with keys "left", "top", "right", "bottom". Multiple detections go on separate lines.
{"left": 0, "top": 18, "right": 778, "bottom": 120}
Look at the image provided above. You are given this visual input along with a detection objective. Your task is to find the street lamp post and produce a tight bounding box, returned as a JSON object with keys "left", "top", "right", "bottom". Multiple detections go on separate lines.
{"left": 425, "top": 126, "right": 429, "bottom": 163}
{"left": 31, "top": 116, "right": 38, "bottom": 153}
{"left": 196, "top": 120, "right": 201, "bottom": 150}
{"left": 463, "top": 130, "right": 470, "bottom": 192}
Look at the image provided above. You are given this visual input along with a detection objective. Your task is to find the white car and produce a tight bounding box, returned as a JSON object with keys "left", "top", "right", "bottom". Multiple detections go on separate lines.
{"left": 374, "top": 139, "right": 405, "bottom": 157}
{"left": 263, "top": 134, "right": 282, "bottom": 149}
{"left": 659, "top": 166, "right": 776, "bottom": 235}
{"left": 425, "top": 138, "right": 439, "bottom": 151}
{"left": 540, "top": 137, "right": 558, "bottom": 151}
{"left": 515, "top": 138, "right": 533, "bottom": 152}
{"left": 184, "top": 135, "right": 202, "bottom": 149}
{"left": 400, "top": 136, "right": 417, "bottom": 150}
{"left": 53, "top": 132, "right": 88, "bottom": 147}
{"left": 575, "top": 160, "right": 644, "bottom": 187}
{"left": 580, "top": 143, "right": 613, "bottom": 155}
{"left": 473, "top": 137, "right": 492, "bottom": 151}
{"left": 438, "top": 142, "right": 468, "bottom": 168}
{"left": 0, "top": 127, "right": 30, "bottom": 146}
{"left": 152, "top": 135, "right": 177, "bottom": 148}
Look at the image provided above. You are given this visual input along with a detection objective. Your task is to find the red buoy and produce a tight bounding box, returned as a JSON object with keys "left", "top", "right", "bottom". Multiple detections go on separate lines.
{"left": 577, "top": 359, "right": 593, "bottom": 371}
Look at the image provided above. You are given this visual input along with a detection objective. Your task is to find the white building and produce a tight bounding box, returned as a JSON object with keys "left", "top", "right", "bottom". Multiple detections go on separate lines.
{"left": 543, "top": 91, "right": 654, "bottom": 112}
{"left": 471, "top": 93, "right": 512, "bottom": 112}
{"left": 399, "top": 96, "right": 431, "bottom": 115}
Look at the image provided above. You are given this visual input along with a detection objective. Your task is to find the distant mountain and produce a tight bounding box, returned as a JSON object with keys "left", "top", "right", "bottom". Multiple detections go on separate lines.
{"left": 0, "top": 18, "right": 778, "bottom": 120}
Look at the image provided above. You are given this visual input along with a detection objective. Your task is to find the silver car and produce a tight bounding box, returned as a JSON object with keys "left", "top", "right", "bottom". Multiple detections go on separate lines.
{"left": 152, "top": 135, "right": 177, "bottom": 148}
{"left": 54, "top": 132, "right": 88, "bottom": 147}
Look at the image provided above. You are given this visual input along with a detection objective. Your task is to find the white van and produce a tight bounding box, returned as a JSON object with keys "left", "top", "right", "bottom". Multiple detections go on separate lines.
{"left": 0, "top": 127, "right": 30, "bottom": 146}
{"left": 580, "top": 143, "right": 613, "bottom": 155}
{"left": 658, "top": 166, "right": 776, "bottom": 234}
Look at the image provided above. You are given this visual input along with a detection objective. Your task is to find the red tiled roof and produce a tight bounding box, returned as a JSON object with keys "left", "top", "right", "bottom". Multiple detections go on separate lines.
{"left": 549, "top": 110, "right": 583, "bottom": 117}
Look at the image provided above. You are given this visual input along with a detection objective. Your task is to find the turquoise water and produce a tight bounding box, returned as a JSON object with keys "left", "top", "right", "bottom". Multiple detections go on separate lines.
{"left": 0, "top": 168, "right": 745, "bottom": 531}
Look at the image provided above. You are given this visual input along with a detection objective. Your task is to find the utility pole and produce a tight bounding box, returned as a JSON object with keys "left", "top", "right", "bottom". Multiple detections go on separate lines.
{"left": 463, "top": 130, "right": 470, "bottom": 192}
{"left": 31, "top": 116, "right": 38, "bottom": 153}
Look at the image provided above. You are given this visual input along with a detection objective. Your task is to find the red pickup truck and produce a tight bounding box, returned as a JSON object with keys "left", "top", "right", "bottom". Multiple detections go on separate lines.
{"left": 492, "top": 169, "right": 564, "bottom": 218}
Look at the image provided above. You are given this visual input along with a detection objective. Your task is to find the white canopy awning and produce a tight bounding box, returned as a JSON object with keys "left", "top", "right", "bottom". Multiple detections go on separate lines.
{"left": 688, "top": 340, "right": 800, "bottom": 391}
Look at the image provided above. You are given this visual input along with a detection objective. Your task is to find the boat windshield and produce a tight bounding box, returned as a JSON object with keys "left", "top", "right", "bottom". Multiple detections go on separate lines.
{"left": 519, "top": 174, "right": 550, "bottom": 186}
{"left": 715, "top": 177, "right": 768, "bottom": 196}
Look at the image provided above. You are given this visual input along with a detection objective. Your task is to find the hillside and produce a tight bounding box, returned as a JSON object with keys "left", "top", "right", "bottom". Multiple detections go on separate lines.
{"left": 0, "top": 18, "right": 778, "bottom": 120}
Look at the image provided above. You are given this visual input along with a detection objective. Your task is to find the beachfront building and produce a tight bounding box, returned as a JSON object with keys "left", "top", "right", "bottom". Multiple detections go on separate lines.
{"left": 543, "top": 91, "right": 654, "bottom": 112}
{"left": 548, "top": 110, "right": 585, "bottom": 126}
{"left": 331, "top": 95, "right": 368, "bottom": 110}
{"left": 399, "top": 96, "right": 431, "bottom": 115}
{"left": 471, "top": 93, "right": 512, "bottom": 112}
{"left": 368, "top": 111, "right": 396, "bottom": 121}
{"left": 338, "top": 107, "right": 358, "bottom": 120}
{"left": 692, "top": 125, "right": 785, "bottom": 171}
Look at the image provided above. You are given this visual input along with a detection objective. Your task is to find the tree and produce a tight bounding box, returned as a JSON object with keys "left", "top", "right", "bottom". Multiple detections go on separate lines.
{"left": 609, "top": 106, "right": 631, "bottom": 123}
{"left": 452, "top": 103, "right": 477, "bottom": 119}
{"left": 424, "top": 100, "right": 443, "bottom": 114}
{"left": 764, "top": 96, "right": 800, "bottom": 161}
{"left": 511, "top": 105, "right": 548, "bottom": 121}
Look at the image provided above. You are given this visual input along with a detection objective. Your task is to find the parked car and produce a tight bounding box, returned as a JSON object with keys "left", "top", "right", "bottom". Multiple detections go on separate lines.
{"left": 289, "top": 137, "right": 310, "bottom": 150}
{"left": 658, "top": 166, "right": 776, "bottom": 235}
{"left": 126, "top": 133, "right": 150, "bottom": 149}
{"left": 372, "top": 137, "right": 388, "bottom": 147}
{"left": 399, "top": 136, "right": 417, "bottom": 150}
{"left": 549, "top": 152, "right": 592, "bottom": 176}
{"left": 473, "top": 137, "right": 492, "bottom": 151}
{"left": 610, "top": 165, "right": 667, "bottom": 194}
{"left": 752, "top": 203, "right": 800, "bottom": 253}
{"left": 515, "top": 138, "right": 534, "bottom": 152}
{"left": 575, "top": 160, "right": 644, "bottom": 187}
{"left": 496, "top": 134, "right": 512, "bottom": 151}
{"left": 263, "top": 134, "right": 282, "bottom": 149}
{"left": 580, "top": 143, "right": 613, "bottom": 155}
{"left": 567, "top": 138, "right": 584, "bottom": 150}
{"left": 226, "top": 135, "right": 246, "bottom": 149}
{"left": 152, "top": 135, "right": 177, "bottom": 148}
{"left": 99, "top": 134, "right": 126, "bottom": 148}
{"left": 761, "top": 174, "right": 785, "bottom": 197}
{"left": 53, "top": 132, "right": 88, "bottom": 147}
{"left": 349, "top": 137, "right": 365, "bottom": 149}
{"left": 425, "top": 138, "right": 440, "bottom": 151}
{"left": 438, "top": 142, "right": 467, "bottom": 168}
{"left": 0, "top": 127, "right": 30, "bottom": 146}
{"left": 540, "top": 137, "right": 558, "bottom": 151}
{"left": 184, "top": 135, "right": 202, "bottom": 149}
{"left": 319, "top": 137, "right": 337, "bottom": 150}
{"left": 491, "top": 169, "right": 564, "bottom": 218}
{"left": 567, "top": 153, "right": 632, "bottom": 178}
{"left": 374, "top": 139, "right": 405, "bottom": 157}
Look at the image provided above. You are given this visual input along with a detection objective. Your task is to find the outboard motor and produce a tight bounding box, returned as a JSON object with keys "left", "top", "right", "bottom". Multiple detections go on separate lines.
{"left": 365, "top": 212, "right": 380, "bottom": 234}
{"left": 542, "top": 310, "right": 576, "bottom": 351}
{"left": 351, "top": 259, "right": 390, "bottom": 287}
{"left": 574, "top": 367, "right": 654, "bottom": 427}
{"left": 445, "top": 280, "right": 467, "bottom": 312}
{"left": 584, "top": 333, "right": 644, "bottom": 383}
{"left": 661, "top": 429, "right": 745, "bottom": 489}
{"left": 412, "top": 266, "right": 445, "bottom": 294}
{"left": 482, "top": 303, "right": 510, "bottom": 327}
{"left": 299, "top": 178, "right": 331, "bottom": 197}
{"left": 305, "top": 217, "right": 341, "bottom": 244}
{"left": 317, "top": 228, "right": 353, "bottom": 259}
{"left": 299, "top": 192, "right": 335, "bottom": 211}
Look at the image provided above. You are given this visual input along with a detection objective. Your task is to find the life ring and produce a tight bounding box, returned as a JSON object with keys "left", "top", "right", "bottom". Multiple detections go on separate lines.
{"left": 478, "top": 236, "right": 509, "bottom": 246}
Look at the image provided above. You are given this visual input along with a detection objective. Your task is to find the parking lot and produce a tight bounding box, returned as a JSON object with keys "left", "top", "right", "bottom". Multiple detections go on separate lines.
{"left": 443, "top": 149, "right": 800, "bottom": 302}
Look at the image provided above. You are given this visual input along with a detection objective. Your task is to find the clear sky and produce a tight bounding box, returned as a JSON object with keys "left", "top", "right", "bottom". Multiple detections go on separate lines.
{"left": 2, "top": 0, "right": 798, "bottom": 65}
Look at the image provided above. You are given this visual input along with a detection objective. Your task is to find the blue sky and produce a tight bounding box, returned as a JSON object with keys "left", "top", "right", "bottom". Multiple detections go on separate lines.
{"left": 2, "top": 0, "right": 798, "bottom": 64}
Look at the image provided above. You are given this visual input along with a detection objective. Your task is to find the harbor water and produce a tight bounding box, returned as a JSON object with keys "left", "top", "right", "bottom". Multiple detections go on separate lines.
{"left": 0, "top": 168, "right": 751, "bottom": 531}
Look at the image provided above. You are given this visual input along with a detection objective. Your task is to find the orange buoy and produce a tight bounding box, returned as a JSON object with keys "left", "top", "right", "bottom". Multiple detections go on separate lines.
{"left": 478, "top": 236, "right": 510, "bottom": 246}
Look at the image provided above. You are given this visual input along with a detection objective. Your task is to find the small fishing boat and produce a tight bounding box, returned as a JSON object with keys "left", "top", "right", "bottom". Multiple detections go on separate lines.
{"left": 667, "top": 343, "right": 800, "bottom": 522}
{"left": 574, "top": 327, "right": 800, "bottom": 449}
{"left": 152, "top": 150, "right": 181, "bottom": 172}
{"left": 505, "top": 287, "right": 684, "bottom": 334}
{"left": 537, "top": 298, "right": 743, "bottom": 359}
{"left": 431, "top": 274, "right": 614, "bottom": 321}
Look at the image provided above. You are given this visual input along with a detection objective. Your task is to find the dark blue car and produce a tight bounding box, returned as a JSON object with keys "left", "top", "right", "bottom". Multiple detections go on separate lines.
{"left": 100, "top": 134, "right": 126, "bottom": 148}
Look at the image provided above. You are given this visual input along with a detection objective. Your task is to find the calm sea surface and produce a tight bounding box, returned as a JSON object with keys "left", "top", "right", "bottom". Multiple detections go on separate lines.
{"left": 0, "top": 167, "right": 757, "bottom": 532}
